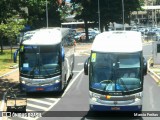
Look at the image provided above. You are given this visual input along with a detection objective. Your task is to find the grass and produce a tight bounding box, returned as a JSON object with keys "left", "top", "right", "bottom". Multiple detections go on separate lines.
{"left": 0, "top": 49, "right": 18, "bottom": 75}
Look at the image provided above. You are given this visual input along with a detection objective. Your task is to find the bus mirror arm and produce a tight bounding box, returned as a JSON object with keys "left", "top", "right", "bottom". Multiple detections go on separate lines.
{"left": 61, "top": 46, "right": 65, "bottom": 62}
{"left": 84, "top": 57, "right": 90, "bottom": 75}
{"left": 13, "top": 49, "right": 19, "bottom": 63}
{"left": 143, "top": 57, "right": 147, "bottom": 76}
{"left": 62, "top": 54, "right": 65, "bottom": 62}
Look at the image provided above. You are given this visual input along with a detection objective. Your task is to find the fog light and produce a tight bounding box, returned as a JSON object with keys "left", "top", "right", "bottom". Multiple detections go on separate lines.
{"left": 135, "top": 98, "right": 140, "bottom": 102}
{"left": 92, "top": 97, "right": 97, "bottom": 102}
{"left": 22, "top": 81, "right": 26, "bottom": 84}
{"left": 55, "top": 80, "right": 60, "bottom": 83}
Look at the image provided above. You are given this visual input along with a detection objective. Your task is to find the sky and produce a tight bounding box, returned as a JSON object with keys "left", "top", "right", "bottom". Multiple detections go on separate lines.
{"left": 66, "top": 0, "right": 71, "bottom": 2}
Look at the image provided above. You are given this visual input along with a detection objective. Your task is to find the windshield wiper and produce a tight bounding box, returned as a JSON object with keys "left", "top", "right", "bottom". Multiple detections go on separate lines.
{"left": 100, "top": 80, "right": 113, "bottom": 91}
{"left": 29, "top": 46, "right": 39, "bottom": 76}
{"left": 41, "top": 65, "right": 51, "bottom": 77}
{"left": 29, "top": 64, "right": 39, "bottom": 76}
{"left": 39, "top": 54, "right": 52, "bottom": 77}
{"left": 119, "top": 78, "right": 128, "bottom": 91}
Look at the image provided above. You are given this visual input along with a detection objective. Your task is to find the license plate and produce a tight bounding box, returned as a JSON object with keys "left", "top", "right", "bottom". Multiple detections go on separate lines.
{"left": 111, "top": 107, "right": 120, "bottom": 110}
{"left": 36, "top": 88, "right": 44, "bottom": 91}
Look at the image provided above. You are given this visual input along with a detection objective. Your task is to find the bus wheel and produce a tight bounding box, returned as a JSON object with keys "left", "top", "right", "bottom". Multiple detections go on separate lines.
{"left": 64, "top": 75, "right": 68, "bottom": 87}
{"left": 19, "top": 83, "right": 25, "bottom": 92}
{"left": 69, "top": 73, "right": 73, "bottom": 80}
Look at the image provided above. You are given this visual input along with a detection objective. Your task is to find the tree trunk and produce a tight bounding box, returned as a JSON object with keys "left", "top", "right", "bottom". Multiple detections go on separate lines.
{"left": 0, "top": 36, "right": 3, "bottom": 54}
{"left": 84, "top": 19, "right": 89, "bottom": 42}
{"left": 105, "top": 24, "right": 109, "bottom": 31}
{"left": 10, "top": 40, "right": 13, "bottom": 61}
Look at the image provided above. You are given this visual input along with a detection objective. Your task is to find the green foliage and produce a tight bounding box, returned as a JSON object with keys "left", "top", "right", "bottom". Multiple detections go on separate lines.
{"left": 0, "top": 49, "right": 18, "bottom": 74}
{"left": 25, "top": 0, "right": 62, "bottom": 28}
{"left": 0, "top": 0, "right": 27, "bottom": 23}
{"left": 0, "top": 16, "right": 25, "bottom": 44}
{"left": 156, "top": 0, "right": 160, "bottom": 5}
{"left": 0, "top": 0, "right": 66, "bottom": 29}
{"left": 71, "top": 0, "right": 143, "bottom": 31}
{"left": 59, "top": 4, "right": 72, "bottom": 21}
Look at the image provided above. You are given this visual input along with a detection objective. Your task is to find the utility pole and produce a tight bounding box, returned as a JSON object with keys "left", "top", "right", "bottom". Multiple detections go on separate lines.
{"left": 46, "top": 0, "right": 48, "bottom": 28}
{"left": 98, "top": 0, "right": 101, "bottom": 32}
{"left": 122, "top": 0, "right": 125, "bottom": 30}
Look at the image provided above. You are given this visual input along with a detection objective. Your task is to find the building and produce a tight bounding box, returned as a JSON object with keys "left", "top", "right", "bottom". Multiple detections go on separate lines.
{"left": 131, "top": 5, "right": 160, "bottom": 26}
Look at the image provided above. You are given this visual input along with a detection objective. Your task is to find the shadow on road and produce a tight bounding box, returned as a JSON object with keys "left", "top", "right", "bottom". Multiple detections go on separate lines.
{"left": 81, "top": 111, "right": 143, "bottom": 120}
{"left": 26, "top": 91, "right": 64, "bottom": 99}
{"left": 0, "top": 77, "right": 18, "bottom": 100}
{"left": 81, "top": 117, "right": 143, "bottom": 120}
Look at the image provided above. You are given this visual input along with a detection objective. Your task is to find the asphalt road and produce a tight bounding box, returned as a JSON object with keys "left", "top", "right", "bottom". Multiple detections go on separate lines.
{"left": 143, "top": 41, "right": 153, "bottom": 60}
{"left": 1, "top": 42, "right": 160, "bottom": 120}
{"left": 39, "top": 42, "right": 160, "bottom": 120}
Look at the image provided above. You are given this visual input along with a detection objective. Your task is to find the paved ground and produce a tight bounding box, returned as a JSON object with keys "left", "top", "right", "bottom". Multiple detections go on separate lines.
{"left": 148, "top": 59, "right": 160, "bottom": 86}
{"left": 0, "top": 41, "right": 160, "bottom": 112}
{"left": 0, "top": 43, "right": 92, "bottom": 111}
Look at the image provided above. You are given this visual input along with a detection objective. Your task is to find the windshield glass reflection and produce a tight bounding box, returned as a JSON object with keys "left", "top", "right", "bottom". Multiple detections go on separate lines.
{"left": 20, "top": 45, "right": 60, "bottom": 77}
{"left": 90, "top": 52, "right": 142, "bottom": 92}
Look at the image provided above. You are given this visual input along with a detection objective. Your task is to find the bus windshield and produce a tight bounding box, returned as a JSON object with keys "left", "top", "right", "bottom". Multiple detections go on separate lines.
{"left": 90, "top": 52, "right": 142, "bottom": 93}
{"left": 20, "top": 45, "right": 60, "bottom": 78}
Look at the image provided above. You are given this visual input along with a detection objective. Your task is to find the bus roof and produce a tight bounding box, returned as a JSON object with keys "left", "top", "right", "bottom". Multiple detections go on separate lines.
{"left": 22, "top": 27, "right": 70, "bottom": 45}
{"left": 91, "top": 31, "right": 142, "bottom": 53}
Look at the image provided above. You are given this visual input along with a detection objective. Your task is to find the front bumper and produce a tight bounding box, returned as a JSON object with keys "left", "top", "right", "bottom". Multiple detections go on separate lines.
{"left": 20, "top": 82, "right": 62, "bottom": 92}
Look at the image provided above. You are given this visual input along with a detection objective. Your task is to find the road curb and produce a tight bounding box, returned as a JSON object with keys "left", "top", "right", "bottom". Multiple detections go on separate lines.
{"left": 147, "top": 58, "right": 160, "bottom": 84}
{"left": 0, "top": 68, "right": 18, "bottom": 78}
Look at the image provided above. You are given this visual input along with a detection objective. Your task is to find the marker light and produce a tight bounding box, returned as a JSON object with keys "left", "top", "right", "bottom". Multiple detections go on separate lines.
{"left": 106, "top": 95, "right": 111, "bottom": 99}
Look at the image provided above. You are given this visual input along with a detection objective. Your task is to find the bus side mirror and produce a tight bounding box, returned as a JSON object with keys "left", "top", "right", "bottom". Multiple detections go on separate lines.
{"left": 143, "top": 58, "right": 147, "bottom": 76}
{"left": 84, "top": 57, "right": 90, "bottom": 75}
{"left": 61, "top": 46, "right": 65, "bottom": 62}
{"left": 13, "top": 49, "right": 19, "bottom": 63}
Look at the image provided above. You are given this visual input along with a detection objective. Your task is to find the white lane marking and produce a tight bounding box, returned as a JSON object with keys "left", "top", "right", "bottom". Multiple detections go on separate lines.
{"left": 35, "top": 69, "right": 84, "bottom": 120}
{"left": 28, "top": 99, "right": 53, "bottom": 106}
{"left": 44, "top": 98, "right": 58, "bottom": 101}
{"left": 65, "top": 58, "right": 70, "bottom": 80}
{"left": 73, "top": 71, "right": 82, "bottom": 73}
{"left": 75, "top": 71, "right": 84, "bottom": 91}
{"left": 35, "top": 98, "right": 61, "bottom": 120}
{"left": 62, "top": 69, "right": 84, "bottom": 97}
{"left": 77, "top": 63, "right": 84, "bottom": 65}
{"left": 26, "top": 109, "right": 33, "bottom": 111}
{"left": 27, "top": 103, "right": 48, "bottom": 111}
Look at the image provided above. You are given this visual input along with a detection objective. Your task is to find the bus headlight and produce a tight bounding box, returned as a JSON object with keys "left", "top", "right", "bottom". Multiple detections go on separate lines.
{"left": 135, "top": 93, "right": 142, "bottom": 102}
{"left": 135, "top": 93, "right": 141, "bottom": 99}
{"left": 92, "top": 93, "right": 101, "bottom": 99}
{"left": 55, "top": 79, "right": 60, "bottom": 83}
{"left": 92, "top": 97, "right": 97, "bottom": 102}
{"left": 21, "top": 80, "right": 26, "bottom": 84}
{"left": 91, "top": 93, "right": 101, "bottom": 102}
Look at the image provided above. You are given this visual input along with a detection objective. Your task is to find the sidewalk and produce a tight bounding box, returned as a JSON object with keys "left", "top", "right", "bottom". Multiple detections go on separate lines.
{"left": 148, "top": 58, "right": 160, "bottom": 86}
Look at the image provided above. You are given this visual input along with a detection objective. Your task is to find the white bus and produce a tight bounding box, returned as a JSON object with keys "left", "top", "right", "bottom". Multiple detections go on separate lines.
{"left": 14, "top": 28, "right": 75, "bottom": 92}
{"left": 84, "top": 31, "right": 147, "bottom": 112}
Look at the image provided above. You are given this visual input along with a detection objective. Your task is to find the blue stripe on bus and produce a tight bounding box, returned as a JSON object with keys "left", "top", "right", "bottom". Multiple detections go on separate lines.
{"left": 90, "top": 104, "right": 142, "bottom": 111}
{"left": 21, "top": 82, "right": 62, "bottom": 92}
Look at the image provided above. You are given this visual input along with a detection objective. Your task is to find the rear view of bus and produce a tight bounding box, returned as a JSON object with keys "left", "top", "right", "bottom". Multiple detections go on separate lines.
{"left": 84, "top": 31, "right": 147, "bottom": 112}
